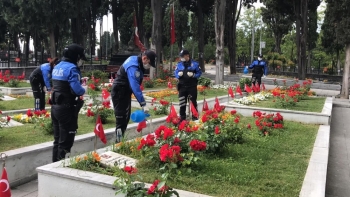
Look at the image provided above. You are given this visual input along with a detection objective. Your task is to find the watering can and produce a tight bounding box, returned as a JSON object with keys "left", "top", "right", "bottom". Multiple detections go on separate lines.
{"left": 131, "top": 110, "right": 150, "bottom": 123}
{"left": 243, "top": 66, "right": 249, "bottom": 74}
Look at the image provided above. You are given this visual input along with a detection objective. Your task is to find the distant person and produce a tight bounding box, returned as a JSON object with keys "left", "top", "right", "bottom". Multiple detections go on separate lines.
{"left": 174, "top": 49, "right": 202, "bottom": 122}
{"left": 29, "top": 57, "right": 59, "bottom": 110}
{"left": 111, "top": 50, "right": 157, "bottom": 143}
{"left": 248, "top": 54, "right": 268, "bottom": 86}
{"left": 51, "top": 43, "right": 86, "bottom": 162}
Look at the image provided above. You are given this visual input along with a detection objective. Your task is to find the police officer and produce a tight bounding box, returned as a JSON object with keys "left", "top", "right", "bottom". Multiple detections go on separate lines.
{"left": 29, "top": 57, "right": 59, "bottom": 110}
{"left": 51, "top": 43, "right": 86, "bottom": 162}
{"left": 111, "top": 50, "right": 157, "bottom": 143}
{"left": 174, "top": 49, "right": 202, "bottom": 121}
{"left": 248, "top": 54, "right": 268, "bottom": 86}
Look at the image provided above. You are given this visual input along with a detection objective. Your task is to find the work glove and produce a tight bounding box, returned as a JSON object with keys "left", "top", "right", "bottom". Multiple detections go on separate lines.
{"left": 142, "top": 106, "right": 150, "bottom": 114}
{"left": 187, "top": 72, "right": 194, "bottom": 77}
{"left": 178, "top": 71, "right": 183, "bottom": 77}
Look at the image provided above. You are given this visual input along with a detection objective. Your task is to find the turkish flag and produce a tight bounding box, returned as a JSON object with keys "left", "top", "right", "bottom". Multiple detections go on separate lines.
{"left": 167, "top": 81, "right": 173, "bottom": 89}
{"left": 94, "top": 115, "right": 107, "bottom": 144}
{"left": 166, "top": 105, "right": 178, "bottom": 123}
{"left": 170, "top": 4, "right": 176, "bottom": 45}
{"left": 202, "top": 99, "right": 209, "bottom": 112}
{"left": 251, "top": 84, "right": 256, "bottom": 92}
{"left": 261, "top": 83, "right": 266, "bottom": 91}
{"left": 245, "top": 84, "right": 252, "bottom": 93}
{"left": 214, "top": 97, "right": 220, "bottom": 109}
{"left": 0, "top": 167, "right": 11, "bottom": 197}
{"left": 228, "top": 86, "right": 234, "bottom": 98}
{"left": 137, "top": 120, "right": 147, "bottom": 132}
{"left": 101, "top": 88, "right": 110, "bottom": 100}
{"left": 133, "top": 13, "right": 147, "bottom": 52}
{"left": 236, "top": 85, "right": 243, "bottom": 96}
{"left": 190, "top": 101, "right": 198, "bottom": 118}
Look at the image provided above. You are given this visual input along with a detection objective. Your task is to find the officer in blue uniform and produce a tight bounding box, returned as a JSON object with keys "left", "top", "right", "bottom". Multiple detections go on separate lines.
{"left": 111, "top": 50, "right": 157, "bottom": 143}
{"left": 29, "top": 58, "right": 59, "bottom": 110}
{"left": 248, "top": 54, "right": 268, "bottom": 86}
{"left": 51, "top": 43, "right": 86, "bottom": 162}
{"left": 174, "top": 49, "right": 202, "bottom": 121}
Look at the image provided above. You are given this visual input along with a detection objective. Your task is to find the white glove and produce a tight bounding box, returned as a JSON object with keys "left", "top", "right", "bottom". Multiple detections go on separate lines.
{"left": 178, "top": 71, "right": 183, "bottom": 77}
{"left": 187, "top": 72, "right": 194, "bottom": 77}
{"left": 262, "top": 75, "right": 266, "bottom": 78}
{"left": 142, "top": 106, "right": 149, "bottom": 114}
{"left": 245, "top": 66, "right": 248, "bottom": 69}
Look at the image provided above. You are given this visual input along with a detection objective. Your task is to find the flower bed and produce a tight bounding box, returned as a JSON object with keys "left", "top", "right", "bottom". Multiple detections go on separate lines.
{"left": 67, "top": 104, "right": 318, "bottom": 196}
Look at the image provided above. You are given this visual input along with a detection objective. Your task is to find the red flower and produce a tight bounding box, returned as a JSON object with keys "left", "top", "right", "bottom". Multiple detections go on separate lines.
{"left": 189, "top": 139, "right": 207, "bottom": 151}
{"left": 26, "top": 109, "right": 33, "bottom": 117}
{"left": 0, "top": 110, "right": 2, "bottom": 114}
{"left": 214, "top": 126, "right": 220, "bottom": 134}
{"left": 253, "top": 111, "right": 262, "bottom": 118}
{"left": 7, "top": 116, "right": 11, "bottom": 122}
{"left": 88, "top": 103, "right": 93, "bottom": 107}
{"left": 178, "top": 120, "right": 187, "bottom": 130}
{"left": 201, "top": 114, "right": 208, "bottom": 123}
{"left": 147, "top": 180, "right": 160, "bottom": 194}
{"left": 159, "top": 99, "right": 169, "bottom": 106}
{"left": 230, "top": 110, "right": 237, "bottom": 115}
{"left": 247, "top": 124, "right": 251, "bottom": 129}
{"left": 123, "top": 166, "right": 137, "bottom": 174}
{"left": 173, "top": 137, "right": 181, "bottom": 144}
{"left": 102, "top": 101, "right": 110, "bottom": 108}
{"left": 34, "top": 110, "right": 42, "bottom": 117}
{"left": 89, "top": 83, "right": 96, "bottom": 90}
{"left": 86, "top": 108, "right": 95, "bottom": 117}
{"left": 163, "top": 127, "right": 174, "bottom": 140}
{"left": 234, "top": 117, "right": 240, "bottom": 124}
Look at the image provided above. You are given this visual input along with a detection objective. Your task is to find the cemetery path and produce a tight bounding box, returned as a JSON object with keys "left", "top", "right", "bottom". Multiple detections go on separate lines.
{"left": 326, "top": 99, "right": 350, "bottom": 197}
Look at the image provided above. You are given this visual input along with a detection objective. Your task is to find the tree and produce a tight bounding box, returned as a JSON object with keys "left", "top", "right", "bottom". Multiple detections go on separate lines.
{"left": 151, "top": 0, "right": 163, "bottom": 79}
{"left": 214, "top": 0, "right": 226, "bottom": 84}
{"left": 260, "top": 0, "right": 294, "bottom": 54}
{"left": 325, "top": 0, "right": 350, "bottom": 98}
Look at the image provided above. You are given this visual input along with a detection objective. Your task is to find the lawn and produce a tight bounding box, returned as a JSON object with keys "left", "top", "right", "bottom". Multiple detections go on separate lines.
{"left": 0, "top": 82, "right": 31, "bottom": 88}
{"left": 72, "top": 117, "right": 318, "bottom": 197}
{"left": 252, "top": 97, "right": 326, "bottom": 113}
{"left": 0, "top": 96, "right": 34, "bottom": 111}
{"left": 0, "top": 108, "right": 165, "bottom": 152}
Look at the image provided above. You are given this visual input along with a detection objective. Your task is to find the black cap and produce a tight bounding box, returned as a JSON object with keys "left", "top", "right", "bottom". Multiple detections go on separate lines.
{"left": 63, "top": 43, "right": 87, "bottom": 62}
{"left": 258, "top": 54, "right": 263, "bottom": 58}
{"left": 144, "top": 50, "right": 157, "bottom": 67}
{"left": 179, "top": 49, "right": 190, "bottom": 57}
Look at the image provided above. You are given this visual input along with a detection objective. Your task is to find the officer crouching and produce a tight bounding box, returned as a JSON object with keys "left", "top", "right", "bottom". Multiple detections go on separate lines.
{"left": 174, "top": 49, "right": 202, "bottom": 122}
{"left": 51, "top": 43, "right": 86, "bottom": 162}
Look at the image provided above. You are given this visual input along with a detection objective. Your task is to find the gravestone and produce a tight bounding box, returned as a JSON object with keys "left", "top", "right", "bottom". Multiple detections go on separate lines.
{"left": 99, "top": 151, "right": 137, "bottom": 168}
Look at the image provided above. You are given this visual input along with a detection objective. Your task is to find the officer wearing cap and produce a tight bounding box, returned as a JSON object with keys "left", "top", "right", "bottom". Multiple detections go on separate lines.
{"left": 29, "top": 57, "right": 59, "bottom": 110}
{"left": 51, "top": 43, "right": 86, "bottom": 162}
{"left": 248, "top": 54, "right": 268, "bottom": 86}
{"left": 174, "top": 49, "right": 202, "bottom": 121}
{"left": 111, "top": 50, "right": 157, "bottom": 143}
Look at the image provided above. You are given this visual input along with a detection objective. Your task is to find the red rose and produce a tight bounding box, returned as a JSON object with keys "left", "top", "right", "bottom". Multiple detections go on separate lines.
{"left": 123, "top": 166, "right": 137, "bottom": 174}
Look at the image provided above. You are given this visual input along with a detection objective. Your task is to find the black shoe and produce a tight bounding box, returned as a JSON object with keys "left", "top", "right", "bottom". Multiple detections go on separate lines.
{"left": 191, "top": 117, "right": 198, "bottom": 121}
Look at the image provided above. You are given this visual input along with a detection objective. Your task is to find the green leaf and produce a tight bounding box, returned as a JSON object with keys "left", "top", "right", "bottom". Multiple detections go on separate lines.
{"left": 157, "top": 181, "right": 166, "bottom": 190}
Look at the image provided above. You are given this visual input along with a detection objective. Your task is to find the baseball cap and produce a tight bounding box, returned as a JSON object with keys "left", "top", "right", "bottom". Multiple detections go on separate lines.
{"left": 144, "top": 50, "right": 157, "bottom": 67}
{"left": 179, "top": 49, "right": 190, "bottom": 57}
{"left": 63, "top": 43, "right": 87, "bottom": 61}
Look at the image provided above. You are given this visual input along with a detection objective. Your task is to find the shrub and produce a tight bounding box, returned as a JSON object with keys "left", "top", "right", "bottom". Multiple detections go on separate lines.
{"left": 239, "top": 78, "right": 251, "bottom": 90}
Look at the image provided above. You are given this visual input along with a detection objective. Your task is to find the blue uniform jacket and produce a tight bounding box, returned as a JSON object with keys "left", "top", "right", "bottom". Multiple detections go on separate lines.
{"left": 40, "top": 63, "right": 52, "bottom": 91}
{"left": 122, "top": 56, "right": 146, "bottom": 106}
{"left": 174, "top": 60, "right": 202, "bottom": 79}
{"left": 52, "top": 61, "right": 85, "bottom": 96}
{"left": 249, "top": 60, "right": 268, "bottom": 76}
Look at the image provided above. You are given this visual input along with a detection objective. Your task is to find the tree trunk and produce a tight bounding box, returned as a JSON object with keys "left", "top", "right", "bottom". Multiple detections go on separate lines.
{"left": 295, "top": 0, "right": 302, "bottom": 79}
{"left": 337, "top": 48, "right": 340, "bottom": 75}
{"left": 197, "top": 0, "right": 205, "bottom": 72}
{"left": 300, "top": 0, "right": 308, "bottom": 79}
{"left": 111, "top": 1, "right": 119, "bottom": 54}
{"left": 274, "top": 34, "right": 282, "bottom": 54}
{"left": 49, "top": 29, "right": 57, "bottom": 57}
{"left": 151, "top": 0, "right": 163, "bottom": 79}
{"left": 340, "top": 44, "right": 350, "bottom": 98}
{"left": 214, "top": 0, "right": 226, "bottom": 85}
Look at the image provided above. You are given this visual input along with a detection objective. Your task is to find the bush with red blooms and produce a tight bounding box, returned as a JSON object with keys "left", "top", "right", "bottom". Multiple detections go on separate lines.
{"left": 0, "top": 70, "right": 24, "bottom": 87}
{"left": 151, "top": 98, "right": 170, "bottom": 115}
{"left": 199, "top": 109, "right": 244, "bottom": 153}
{"left": 253, "top": 110, "right": 284, "bottom": 136}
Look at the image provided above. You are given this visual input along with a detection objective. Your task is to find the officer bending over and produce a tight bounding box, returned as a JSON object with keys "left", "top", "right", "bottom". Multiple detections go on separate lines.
{"left": 248, "top": 54, "right": 268, "bottom": 86}
{"left": 111, "top": 50, "right": 157, "bottom": 143}
{"left": 51, "top": 44, "right": 86, "bottom": 162}
{"left": 174, "top": 49, "right": 202, "bottom": 122}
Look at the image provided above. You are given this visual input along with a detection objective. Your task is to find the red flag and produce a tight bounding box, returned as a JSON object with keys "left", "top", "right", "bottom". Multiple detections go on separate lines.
{"left": 228, "top": 86, "right": 234, "bottom": 98}
{"left": 236, "top": 85, "right": 243, "bottom": 96}
{"left": 190, "top": 101, "right": 198, "bottom": 118}
{"left": 167, "top": 81, "right": 173, "bottom": 89}
{"left": 102, "top": 88, "right": 110, "bottom": 100}
{"left": 166, "top": 105, "right": 178, "bottom": 122}
{"left": 255, "top": 83, "right": 260, "bottom": 92}
{"left": 245, "top": 84, "right": 252, "bottom": 93}
{"left": 94, "top": 115, "right": 107, "bottom": 144}
{"left": 133, "top": 13, "right": 147, "bottom": 52}
{"left": 137, "top": 120, "right": 147, "bottom": 132}
{"left": 0, "top": 167, "right": 11, "bottom": 197}
{"left": 170, "top": 4, "right": 176, "bottom": 45}
{"left": 214, "top": 97, "right": 220, "bottom": 109}
{"left": 261, "top": 83, "right": 266, "bottom": 91}
{"left": 202, "top": 99, "right": 209, "bottom": 112}
{"left": 251, "top": 84, "right": 256, "bottom": 92}
{"left": 0, "top": 71, "right": 2, "bottom": 79}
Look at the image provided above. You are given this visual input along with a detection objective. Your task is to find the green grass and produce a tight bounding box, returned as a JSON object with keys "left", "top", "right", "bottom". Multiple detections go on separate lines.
{"left": 72, "top": 117, "right": 319, "bottom": 197}
{"left": 0, "top": 108, "right": 164, "bottom": 152}
{"left": 0, "top": 96, "right": 34, "bottom": 111}
{"left": 0, "top": 82, "right": 31, "bottom": 88}
{"left": 251, "top": 97, "right": 326, "bottom": 113}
